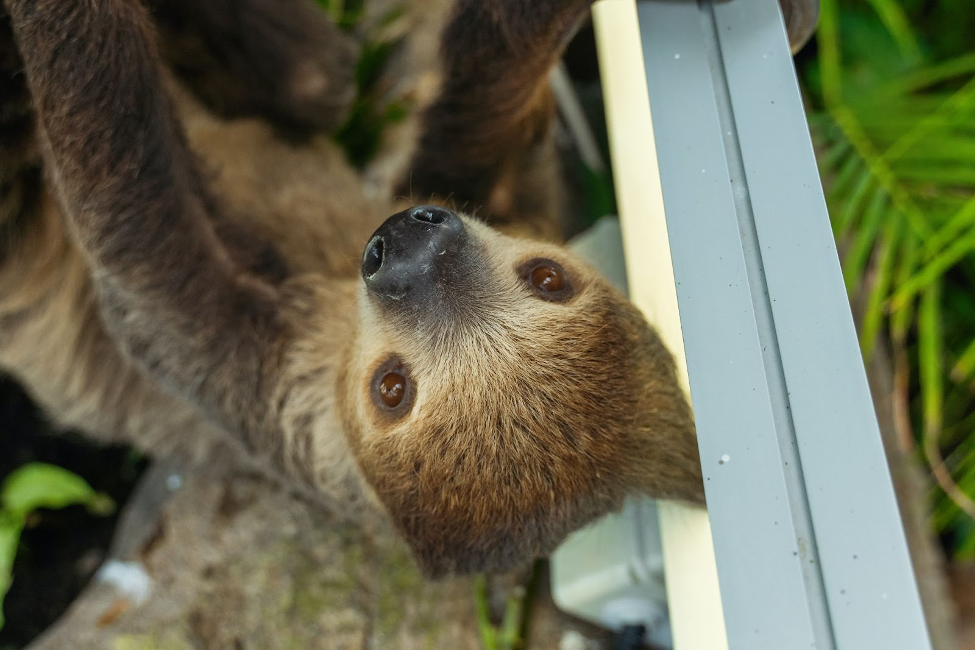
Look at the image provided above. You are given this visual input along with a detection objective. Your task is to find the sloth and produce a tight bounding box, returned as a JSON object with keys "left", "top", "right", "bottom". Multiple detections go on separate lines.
{"left": 0, "top": 0, "right": 704, "bottom": 577}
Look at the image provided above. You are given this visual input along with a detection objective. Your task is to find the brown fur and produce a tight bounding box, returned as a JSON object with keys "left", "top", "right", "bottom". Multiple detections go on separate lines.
{"left": 0, "top": 0, "right": 703, "bottom": 577}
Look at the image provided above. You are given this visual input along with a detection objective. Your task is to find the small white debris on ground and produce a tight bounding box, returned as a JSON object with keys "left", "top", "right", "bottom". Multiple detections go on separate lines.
{"left": 96, "top": 560, "right": 153, "bottom": 605}
{"left": 719, "top": 454, "right": 731, "bottom": 465}
{"left": 166, "top": 473, "right": 183, "bottom": 491}
{"left": 559, "top": 630, "right": 599, "bottom": 650}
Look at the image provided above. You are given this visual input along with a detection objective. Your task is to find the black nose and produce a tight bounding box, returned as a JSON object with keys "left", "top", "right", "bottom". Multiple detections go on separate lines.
{"left": 361, "top": 206, "right": 466, "bottom": 302}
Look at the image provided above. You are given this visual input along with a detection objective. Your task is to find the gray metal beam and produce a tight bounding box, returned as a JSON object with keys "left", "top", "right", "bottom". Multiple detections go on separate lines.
{"left": 636, "top": 0, "right": 932, "bottom": 648}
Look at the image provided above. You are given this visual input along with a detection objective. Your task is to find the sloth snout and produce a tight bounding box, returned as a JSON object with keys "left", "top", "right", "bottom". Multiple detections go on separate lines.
{"left": 361, "top": 205, "right": 466, "bottom": 303}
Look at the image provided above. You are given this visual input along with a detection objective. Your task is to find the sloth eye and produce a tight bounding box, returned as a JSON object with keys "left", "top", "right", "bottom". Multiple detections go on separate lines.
{"left": 378, "top": 371, "right": 406, "bottom": 408}
{"left": 519, "top": 258, "right": 573, "bottom": 301}
{"left": 530, "top": 264, "right": 566, "bottom": 292}
{"left": 371, "top": 358, "right": 414, "bottom": 416}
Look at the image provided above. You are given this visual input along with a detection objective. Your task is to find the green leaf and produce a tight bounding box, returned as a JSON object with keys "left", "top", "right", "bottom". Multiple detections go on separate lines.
{"left": 828, "top": 150, "right": 864, "bottom": 203}
{"left": 818, "top": 136, "right": 853, "bottom": 173}
{"left": 0, "top": 463, "right": 113, "bottom": 517}
{"left": 498, "top": 588, "right": 523, "bottom": 650}
{"left": 0, "top": 511, "right": 24, "bottom": 632}
{"left": 889, "top": 228, "right": 976, "bottom": 310}
{"left": 842, "top": 187, "right": 888, "bottom": 290}
{"left": 473, "top": 575, "right": 497, "bottom": 650}
{"left": 827, "top": 107, "right": 933, "bottom": 238}
{"left": 889, "top": 235, "right": 918, "bottom": 342}
{"left": 894, "top": 165, "right": 975, "bottom": 184}
{"left": 0, "top": 464, "right": 115, "bottom": 632}
{"left": 950, "top": 340, "right": 976, "bottom": 382}
{"left": 835, "top": 167, "right": 875, "bottom": 234}
{"left": 815, "top": 0, "right": 844, "bottom": 105}
{"left": 472, "top": 574, "right": 526, "bottom": 650}
{"left": 876, "top": 54, "right": 976, "bottom": 97}
{"left": 863, "top": 0, "right": 922, "bottom": 62}
{"left": 918, "top": 282, "right": 944, "bottom": 435}
{"left": 919, "top": 199, "right": 976, "bottom": 261}
{"left": 860, "top": 218, "right": 901, "bottom": 356}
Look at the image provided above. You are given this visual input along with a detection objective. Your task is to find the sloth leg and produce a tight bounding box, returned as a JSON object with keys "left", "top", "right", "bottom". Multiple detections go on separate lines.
{"left": 398, "top": 0, "right": 593, "bottom": 231}
{"left": 5, "top": 0, "right": 284, "bottom": 447}
{"left": 0, "top": 10, "right": 41, "bottom": 246}
{"left": 148, "top": 0, "right": 358, "bottom": 131}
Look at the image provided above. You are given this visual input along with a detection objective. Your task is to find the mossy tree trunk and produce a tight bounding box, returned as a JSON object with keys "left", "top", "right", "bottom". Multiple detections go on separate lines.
{"left": 28, "top": 457, "right": 611, "bottom": 650}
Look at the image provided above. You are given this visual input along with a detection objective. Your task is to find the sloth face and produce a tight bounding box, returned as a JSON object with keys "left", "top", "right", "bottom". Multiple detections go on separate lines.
{"left": 340, "top": 207, "right": 702, "bottom": 577}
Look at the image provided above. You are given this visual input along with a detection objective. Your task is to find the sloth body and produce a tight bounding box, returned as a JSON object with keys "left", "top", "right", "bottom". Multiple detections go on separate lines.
{"left": 0, "top": 0, "right": 703, "bottom": 576}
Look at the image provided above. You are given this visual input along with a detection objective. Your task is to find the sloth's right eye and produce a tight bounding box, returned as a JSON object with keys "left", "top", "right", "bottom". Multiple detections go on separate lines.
{"left": 371, "top": 358, "right": 414, "bottom": 416}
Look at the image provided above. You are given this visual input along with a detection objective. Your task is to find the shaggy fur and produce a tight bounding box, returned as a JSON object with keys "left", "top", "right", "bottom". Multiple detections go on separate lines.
{"left": 0, "top": 0, "right": 703, "bottom": 577}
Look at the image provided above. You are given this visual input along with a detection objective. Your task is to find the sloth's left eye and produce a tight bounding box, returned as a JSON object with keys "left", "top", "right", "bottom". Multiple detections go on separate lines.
{"left": 519, "top": 258, "right": 574, "bottom": 302}
{"left": 530, "top": 264, "right": 565, "bottom": 292}
{"left": 378, "top": 371, "right": 406, "bottom": 408}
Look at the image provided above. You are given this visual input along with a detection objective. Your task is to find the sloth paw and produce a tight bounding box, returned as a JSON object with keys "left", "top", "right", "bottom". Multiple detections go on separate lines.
{"left": 157, "top": 0, "right": 359, "bottom": 132}
{"left": 259, "top": 18, "right": 360, "bottom": 132}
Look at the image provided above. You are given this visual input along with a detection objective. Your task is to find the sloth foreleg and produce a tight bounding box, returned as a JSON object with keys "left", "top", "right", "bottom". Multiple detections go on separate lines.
{"left": 399, "top": 0, "right": 594, "bottom": 230}
{"left": 5, "top": 0, "right": 285, "bottom": 448}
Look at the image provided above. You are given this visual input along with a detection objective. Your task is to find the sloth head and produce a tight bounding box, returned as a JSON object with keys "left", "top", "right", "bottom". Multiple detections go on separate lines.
{"left": 336, "top": 206, "right": 703, "bottom": 577}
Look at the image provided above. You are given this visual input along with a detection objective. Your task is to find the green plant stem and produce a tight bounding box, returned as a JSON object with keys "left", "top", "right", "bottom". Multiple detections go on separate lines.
{"left": 473, "top": 575, "right": 498, "bottom": 650}
{"left": 472, "top": 575, "right": 527, "bottom": 650}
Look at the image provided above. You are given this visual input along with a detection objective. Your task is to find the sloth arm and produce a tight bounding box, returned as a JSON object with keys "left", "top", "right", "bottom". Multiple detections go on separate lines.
{"left": 5, "top": 0, "right": 285, "bottom": 447}
{"left": 400, "top": 0, "right": 593, "bottom": 229}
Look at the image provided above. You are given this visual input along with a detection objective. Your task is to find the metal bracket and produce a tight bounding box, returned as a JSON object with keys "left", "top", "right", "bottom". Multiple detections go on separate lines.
{"left": 552, "top": 1, "right": 933, "bottom": 648}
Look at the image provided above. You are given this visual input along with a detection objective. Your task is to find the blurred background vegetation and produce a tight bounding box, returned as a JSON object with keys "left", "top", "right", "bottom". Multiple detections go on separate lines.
{"left": 797, "top": 0, "right": 974, "bottom": 560}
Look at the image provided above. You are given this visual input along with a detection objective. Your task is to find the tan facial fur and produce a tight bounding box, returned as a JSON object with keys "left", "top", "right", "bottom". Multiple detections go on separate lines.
{"left": 333, "top": 218, "right": 702, "bottom": 575}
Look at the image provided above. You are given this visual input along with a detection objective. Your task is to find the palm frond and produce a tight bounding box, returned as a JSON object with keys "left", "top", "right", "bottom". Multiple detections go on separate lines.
{"left": 806, "top": 0, "right": 976, "bottom": 556}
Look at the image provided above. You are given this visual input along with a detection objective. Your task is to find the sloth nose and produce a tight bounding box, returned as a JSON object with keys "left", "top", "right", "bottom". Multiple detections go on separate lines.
{"left": 361, "top": 205, "right": 466, "bottom": 301}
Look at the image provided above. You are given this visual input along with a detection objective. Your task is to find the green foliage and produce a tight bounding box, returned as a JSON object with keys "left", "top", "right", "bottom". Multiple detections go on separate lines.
{"left": 577, "top": 162, "right": 617, "bottom": 225}
{"left": 318, "top": 0, "right": 411, "bottom": 167}
{"left": 472, "top": 574, "right": 526, "bottom": 650}
{"left": 0, "top": 518, "right": 19, "bottom": 634}
{"left": 0, "top": 463, "right": 114, "bottom": 630}
{"left": 801, "top": 0, "right": 975, "bottom": 556}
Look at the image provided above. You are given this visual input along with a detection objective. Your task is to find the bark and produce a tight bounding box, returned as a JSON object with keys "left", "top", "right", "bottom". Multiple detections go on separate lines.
{"left": 28, "top": 456, "right": 611, "bottom": 650}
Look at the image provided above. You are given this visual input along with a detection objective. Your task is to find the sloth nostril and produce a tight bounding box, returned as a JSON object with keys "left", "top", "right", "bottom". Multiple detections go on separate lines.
{"left": 363, "top": 236, "right": 384, "bottom": 277}
{"left": 410, "top": 206, "right": 449, "bottom": 225}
